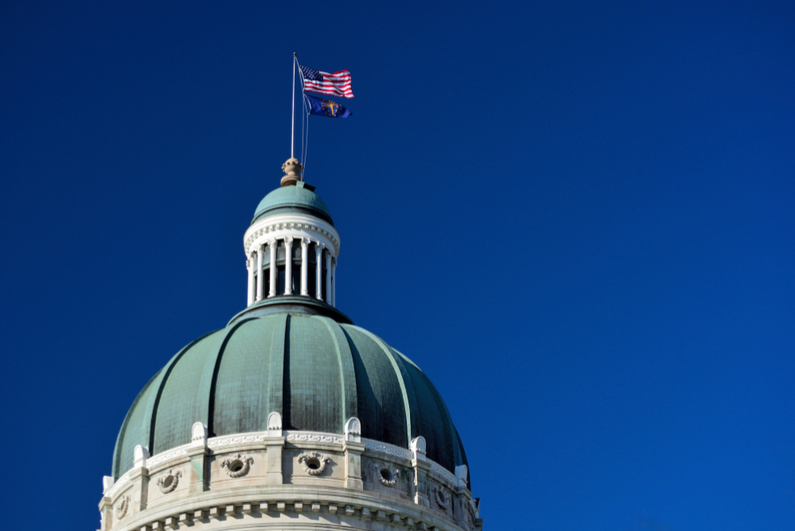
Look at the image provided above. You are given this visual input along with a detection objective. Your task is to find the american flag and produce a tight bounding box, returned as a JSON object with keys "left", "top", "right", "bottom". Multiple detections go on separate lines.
{"left": 299, "top": 65, "right": 354, "bottom": 99}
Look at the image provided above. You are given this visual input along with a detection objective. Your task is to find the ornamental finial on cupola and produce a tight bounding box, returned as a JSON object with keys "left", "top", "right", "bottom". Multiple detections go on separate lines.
{"left": 280, "top": 157, "right": 303, "bottom": 187}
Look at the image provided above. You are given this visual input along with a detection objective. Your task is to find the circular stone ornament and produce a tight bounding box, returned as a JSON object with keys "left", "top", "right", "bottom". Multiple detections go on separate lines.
{"left": 433, "top": 484, "right": 451, "bottom": 509}
{"left": 221, "top": 454, "right": 254, "bottom": 478}
{"left": 114, "top": 495, "right": 130, "bottom": 519}
{"left": 157, "top": 470, "right": 182, "bottom": 494}
{"left": 297, "top": 452, "right": 331, "bottom": 475}
{"left": 373, "top": 462, "right": 401, "bottom": 487}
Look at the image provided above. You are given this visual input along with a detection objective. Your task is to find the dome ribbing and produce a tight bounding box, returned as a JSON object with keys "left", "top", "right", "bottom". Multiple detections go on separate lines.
{"left": 112, "top": 313, "right": 468, "bottom": 483}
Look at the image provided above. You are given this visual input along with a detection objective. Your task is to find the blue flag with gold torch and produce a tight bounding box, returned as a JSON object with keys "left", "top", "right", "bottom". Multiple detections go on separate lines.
{"left": 304, "top": 93, "right": 352, "bottom": 118}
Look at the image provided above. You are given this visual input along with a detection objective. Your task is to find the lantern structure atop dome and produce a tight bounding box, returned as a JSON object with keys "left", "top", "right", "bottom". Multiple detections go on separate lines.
{"left": 240, "top": 158, "right": 343, "bottom": 321}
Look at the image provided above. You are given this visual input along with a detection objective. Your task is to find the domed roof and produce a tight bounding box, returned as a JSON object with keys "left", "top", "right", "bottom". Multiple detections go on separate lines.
{"left": 252, "top": 182, "right": 333, "bottom": 225}
{"left": 113, "top": 312, "right": 469, "bottom": 483}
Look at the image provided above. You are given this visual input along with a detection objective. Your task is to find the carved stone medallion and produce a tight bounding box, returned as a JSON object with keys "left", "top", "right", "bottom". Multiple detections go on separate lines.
{"left": 220, "top": 453, "right": 254, "bottom": 478}
{"left": 114, "top": 495, "right": 130, "bottom": 519}
{"left": 156, "top": 469, "right": 182, "bottom": 494}
{"left": 372, "top": 462, "right": 401, "bottom": 487}
{"left": 297, "top": 452, "right": 331, "bottom": 475}
{"left": 432, "top": 483, "right": 451, "bottom": 509}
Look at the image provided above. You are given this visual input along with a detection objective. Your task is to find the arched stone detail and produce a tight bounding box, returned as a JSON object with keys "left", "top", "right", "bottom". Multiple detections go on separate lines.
{"left": 267, "top": 411, "right": 282, "bottom": 433}
{"left": 345, "top": 417, "right": 361, "bottom": 442}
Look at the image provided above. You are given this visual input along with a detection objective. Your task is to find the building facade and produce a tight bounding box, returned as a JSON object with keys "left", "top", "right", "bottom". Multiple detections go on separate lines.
{"left": 98, "top": 158, "right": 484, "bottom": 531}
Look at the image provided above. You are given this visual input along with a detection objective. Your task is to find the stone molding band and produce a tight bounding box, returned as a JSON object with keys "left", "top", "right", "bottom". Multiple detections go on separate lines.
{"left": 112, "top": 495, "right": 468, "bottom": 531}
{"left": 107, "top": 430, "right": 461, "bottom": 500}
{"left": 244, "top": 214, "right": 340, "bottom": 257}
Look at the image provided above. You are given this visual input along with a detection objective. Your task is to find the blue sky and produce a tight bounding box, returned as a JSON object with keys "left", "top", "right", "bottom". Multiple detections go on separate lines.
{"left": 1, "top": 1, "right": 793, "bottom": 529}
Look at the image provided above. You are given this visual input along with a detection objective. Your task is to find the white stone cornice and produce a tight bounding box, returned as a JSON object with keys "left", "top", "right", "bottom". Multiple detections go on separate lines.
{"left": 285, "top": 430, "right": 344, "bottom": 445}
{"left": 364, "top": 440, "right": 412, "bottom": 461}
{"left": 103, "top": 473, "right": 130, "bottom": 500}
{"left": 208, "top": 432, "right": 268, "bottom": 448}
{"left": 145, "top": 448, "right": 188, "bottom": 468}
{"left": 103, "top": 490, "right": 473, "bottom": 531}
{"left": 430, "top": 462, "right": 460, "bottom": 489}
{"left": 244, "top": 213, "right": 340, "bottom": 259}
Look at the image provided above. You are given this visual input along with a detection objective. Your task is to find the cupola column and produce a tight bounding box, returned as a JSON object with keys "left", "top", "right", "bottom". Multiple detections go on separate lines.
{"left": 331, "top": 257, "right": 337, "bottom": 306}
{"left": 315, "top": 244, "right": 324, "bottom": 301}
{"left": 284, "top": 237, "right": 294, "bottom": 295}
{"left": 256, "top": 246, "right": 265, "bottom": 302}
{"left": 268, "top": 240, "right": 278, "bottom": 298}
{"left": 246, "top": 257, "right": 253, "bottom": 306}
{"left": 300, "top": 238, "right": 309, "bottom": 296}
{"left": 325, "top": 251, "right": 333, "bottom": 307}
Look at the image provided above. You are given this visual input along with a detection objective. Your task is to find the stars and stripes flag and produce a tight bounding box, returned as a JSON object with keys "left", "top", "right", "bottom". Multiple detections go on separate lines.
{"left": 298, "top": 65, "right": 354, "bottom": 99}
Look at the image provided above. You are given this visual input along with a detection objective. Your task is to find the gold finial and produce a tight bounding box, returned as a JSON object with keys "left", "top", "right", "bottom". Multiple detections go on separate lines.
{"left": 280, "top": 157, "right": 303, "bottom": 187}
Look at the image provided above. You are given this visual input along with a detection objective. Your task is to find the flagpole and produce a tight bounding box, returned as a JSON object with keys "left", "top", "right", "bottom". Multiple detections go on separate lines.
{"left": 291, "top": 53, "right": 296, "bottom": 159}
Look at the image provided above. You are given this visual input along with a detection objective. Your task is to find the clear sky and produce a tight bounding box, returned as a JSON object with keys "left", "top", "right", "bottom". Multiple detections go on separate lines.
{"left": 1, "top": 1, "right": 793, "bottom": 530}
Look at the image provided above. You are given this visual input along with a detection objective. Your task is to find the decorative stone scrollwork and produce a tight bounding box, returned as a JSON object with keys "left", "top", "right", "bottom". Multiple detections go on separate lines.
{"left": 157, "top": 470, "right": 182, "bottom": 494}
{"left": 287, "top": 432, "right": 343, "bottom": 444}
{"left": 220, "top": 454, "right": 254, "bottom": 478}
{"left": 114, "top": 495, "right": 130, "bottom": 519}
{"left": 297, "top": 452, "right": 331, "bottom": 475}
{"left": 432, "top": 483, "right": 451, "bottom": 510}
{"left": 372, "top": 462, "right": 401, "bottom": 487}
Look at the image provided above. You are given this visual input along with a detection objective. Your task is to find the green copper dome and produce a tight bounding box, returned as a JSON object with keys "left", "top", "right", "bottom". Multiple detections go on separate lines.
{"left": 252, "top": 182, "right": 333, "bottom": 225}
{"left": 112, "top": 312, "right": 469, "bottom": 483}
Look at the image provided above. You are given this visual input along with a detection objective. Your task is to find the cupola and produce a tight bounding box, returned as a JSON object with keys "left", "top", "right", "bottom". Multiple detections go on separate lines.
{"left": 241, "top": 158, "right": 343, "bottom": 320}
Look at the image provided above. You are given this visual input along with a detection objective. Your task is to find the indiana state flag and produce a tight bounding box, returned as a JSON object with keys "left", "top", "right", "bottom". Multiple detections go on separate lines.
{"left": 305, "top": 93, "right": 352, "bottom": 118}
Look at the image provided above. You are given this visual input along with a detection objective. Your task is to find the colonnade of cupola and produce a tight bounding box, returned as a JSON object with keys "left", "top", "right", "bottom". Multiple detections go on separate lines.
{"left": 245, "top": 233, "right": 337, "bottom": 307}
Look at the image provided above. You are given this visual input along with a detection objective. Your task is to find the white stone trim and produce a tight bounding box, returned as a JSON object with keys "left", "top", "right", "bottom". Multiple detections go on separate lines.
{"left": 208, "top": 432, "right": 268, "bottom": 448}
{"left": 244, "top": 213, "right": 340, "bottom": 259}
{"left": 364, "top": 440, "right": 412, "bottom": 461}
{"left": 104, "top": 473, "right": 130, "bottom": 500}
{"left": 285, "top": 430, "right": 344, "bottom": 445}
{"left": 105, "top": 493, "right": 471, "bottom": 531}
{"left": 430, "top": 463, "right": 459, "bottom": 488}
{"left": 146, "top": 448, "right": 188, "bottom": 468}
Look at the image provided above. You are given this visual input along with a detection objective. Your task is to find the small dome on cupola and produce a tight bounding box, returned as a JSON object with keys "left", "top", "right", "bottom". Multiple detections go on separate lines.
{"left": 252, "top": 158, "right": 333, "bottom": 225}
